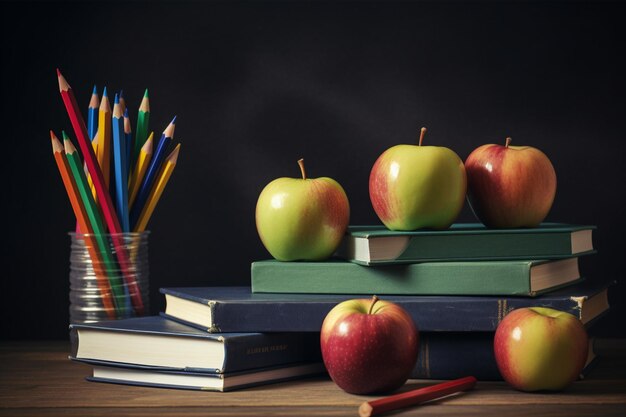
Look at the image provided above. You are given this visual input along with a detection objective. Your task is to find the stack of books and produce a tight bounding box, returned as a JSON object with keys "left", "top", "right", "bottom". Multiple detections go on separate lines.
{"left": 70, "top": 222, "right": 611, "bottom": 390}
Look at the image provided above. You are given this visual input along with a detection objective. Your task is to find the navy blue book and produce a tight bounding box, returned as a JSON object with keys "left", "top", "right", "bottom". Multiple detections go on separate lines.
{"left": 69, "top": 316, "right": 321, "bottom": 373}
{"left": 160, "top": 279, "right": 611, "bottom": 333}
{"left": 412, "top": 333, "right": 598, "bottom": 381}
{"left": 84, "top": 362, "right": 326, "bottom": 392}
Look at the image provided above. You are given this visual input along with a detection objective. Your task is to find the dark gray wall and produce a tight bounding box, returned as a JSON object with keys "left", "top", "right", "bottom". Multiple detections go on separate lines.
{"left": 2, "top": 1, "right": 624, "bottom": 339}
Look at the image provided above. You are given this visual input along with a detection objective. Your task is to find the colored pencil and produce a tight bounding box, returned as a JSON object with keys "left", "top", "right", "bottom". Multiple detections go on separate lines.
{"left": 128, "top": 132, "right": 153, "bottom": 208}
{"left": 50, "top": 132, "right": 116, "bottom": 319}
{"left": 134, "top": 143, "right": 181, "bottom": 233}
{"left": 97, "top": 86, "right": 112, "bottom": 190}
{"left": 62, "top": 132, "right": 128, "bottom": 317}
{"left": 132, "top": 89, "right": 150, "bottom": 168}
{"left": 112, "top": 94, "right": 130, "bottom": 232}
{"left": 358, "top": 376, "right": 477, "bottom": 417}
{"left": 57, "top": 69, "right": 145, "bottom": 315}
{"left": 119, "top": 89, "right": 126, "bottom": 116}
{"left": 129, "top": 116, "right": 176, "bottom": 230}
{"left": 86, "top": 133, "right": 100, "bottom": 200}
{"left": 87, "top": 85, "right": 99, "bottom": 141}
{"left": 124, "top": 108, "right": 133, "bottom": 173}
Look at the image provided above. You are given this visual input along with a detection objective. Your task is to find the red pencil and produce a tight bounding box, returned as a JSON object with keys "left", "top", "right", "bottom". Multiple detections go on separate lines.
{"left": 358, "top": 376, "right": 477, "bottom": 417}
{"left": 57, "top": 69, "right": 144, "bottom": 316}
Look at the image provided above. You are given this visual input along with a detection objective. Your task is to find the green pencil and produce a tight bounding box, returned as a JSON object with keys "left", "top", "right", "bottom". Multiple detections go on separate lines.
{"left": 63, "top": 132, "right": 129, "bottom": 317}
{"left": 132, "top": 89, "right": 150, "bottom": 169}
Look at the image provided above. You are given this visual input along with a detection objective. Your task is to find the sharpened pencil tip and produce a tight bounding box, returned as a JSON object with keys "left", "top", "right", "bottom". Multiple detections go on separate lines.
{"left": 144, "top": 89, "right": 149, "bottom": 98}
{"left": 50, "top": 130, "right": 57, "bottom": 139}
{"left": 61, "top": 130, "right": 70, "bottom": 140}
{"left": 92, "top": 85, "right": 98, "bottom": 95}
{"left": 114, "top": 93, "right": 119, "bottom": 104}
{"left": 171, "top": 116, "right": 177, "bottom": 125}
{"left": 103, "top": 86, "right": 108, "bottom": 97}
{"left": 167, "top": 143, "right": 181, "bottom": 164}
{"left": 119, "top": 89, "right": 124, "bottom": 99}
{"left": 56, "top": 68, "right": 61, "bottom": 77}
{"left": 124, "top": 108, "right": 129, "bottom": 118}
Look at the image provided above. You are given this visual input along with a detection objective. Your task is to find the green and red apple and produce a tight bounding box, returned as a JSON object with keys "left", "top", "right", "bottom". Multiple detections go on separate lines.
{"left": 369, "top": 128, "right": 467, "bottom": 231}
{"left": 320, "top": 296, "right": 419, "bottom": 394}
{"left": 465, "top": 138, "right": 557, "bottom": 228}
{"left": 256, "top": 159, "right": 350, "bottom": 261}
{"left": 494, "top": 307, "right": 588, "bottom": 392}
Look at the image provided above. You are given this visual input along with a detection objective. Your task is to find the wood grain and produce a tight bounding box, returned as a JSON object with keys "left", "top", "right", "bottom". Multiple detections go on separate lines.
{"left": 1, "top": 341, "right": 626, "bottom": 416}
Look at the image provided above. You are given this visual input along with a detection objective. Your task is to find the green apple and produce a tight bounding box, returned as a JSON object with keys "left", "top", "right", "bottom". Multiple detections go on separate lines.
{"left": 494, "top": 307, "right": 588, "bottom": 391}
{"left": 369, "top": 128, "right": 467, "bottom": 230}
{"left": 256, "top": 159, "right": 350, "bottom": 261}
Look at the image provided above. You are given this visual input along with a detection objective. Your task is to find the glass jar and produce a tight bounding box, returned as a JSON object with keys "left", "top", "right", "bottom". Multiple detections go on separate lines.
{"left": 68, "top": 232, "right": 150, "bottom": 323}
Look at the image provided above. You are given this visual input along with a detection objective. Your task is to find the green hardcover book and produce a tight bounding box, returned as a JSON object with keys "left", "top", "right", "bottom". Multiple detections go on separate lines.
{"left": 251, "top": 257, "right": 583, "bottom": 296}
{"left": 337, "top": 223, "right": 595, "bottom": 265}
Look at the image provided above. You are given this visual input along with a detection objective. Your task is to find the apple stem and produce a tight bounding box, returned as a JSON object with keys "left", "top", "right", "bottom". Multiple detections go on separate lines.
{"left": 505, "top": 137, "right": 512, "bottom": 148}
{"left": 418, "top": 127, "right": 427, "bottom": 146}
{"left": 297, "top": 158, "right": 307, "bottom": 180}
{"left": 368, "top": 295, "right": 379, "bottom": 315}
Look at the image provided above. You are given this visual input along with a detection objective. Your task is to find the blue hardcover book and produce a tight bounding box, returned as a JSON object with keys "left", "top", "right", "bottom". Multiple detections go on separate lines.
{"left": 413, "top": 333, "right": 598, "bottom": 381}
{"left": 85, "top": 362, "right": 326, "bottom": 392}
{"left": 69, "top": 316, "right": 321, "bottom": 373}
{"left": 160, "top": 279, "right": 611, "bottom": 333}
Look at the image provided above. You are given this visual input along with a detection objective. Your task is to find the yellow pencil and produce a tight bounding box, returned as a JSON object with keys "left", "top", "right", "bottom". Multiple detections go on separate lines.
{"left": 128, "top": 132, "right": 154, "bottom": 208}
{"left": 134, "top": 143, "right": 181, "bottom": 232}
{"left": 97, "top": 87, "right": 112, "bottom": 189}
{"left": 87, "top": 132, "right": 100, "bottom": 200}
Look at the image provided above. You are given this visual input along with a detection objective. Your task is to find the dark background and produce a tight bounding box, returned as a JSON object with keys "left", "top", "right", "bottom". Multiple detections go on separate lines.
{"left": 1, "top": 1, "right": 624, "bottom": 340}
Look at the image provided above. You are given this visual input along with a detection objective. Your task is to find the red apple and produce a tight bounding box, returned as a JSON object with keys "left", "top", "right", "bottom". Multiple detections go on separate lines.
{"left": 320, "top": 296, "right": 419, "bottom": 394}
{"left": 494, "top": 307, "right": 588, "bottom": 392}
{"left": 465, "top": 137, "right": 556, "bottom": 228}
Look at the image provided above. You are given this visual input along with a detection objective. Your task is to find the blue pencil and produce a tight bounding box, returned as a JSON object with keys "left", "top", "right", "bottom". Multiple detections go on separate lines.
{"left": 87, "top": 85, "right": 99, "bottom": 141}
{"left": 129, "top": 116, "right": 176, "bottom": 229}
{"left": 112, "top": 94, "right": 130, "bottom": 232}
{"left": 124, "top": 108, "right": 133, "bottom": 175}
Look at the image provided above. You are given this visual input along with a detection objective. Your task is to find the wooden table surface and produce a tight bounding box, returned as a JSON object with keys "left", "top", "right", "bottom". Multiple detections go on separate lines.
{"left": 1, "top": 341, "right": 626, "bottom": 416}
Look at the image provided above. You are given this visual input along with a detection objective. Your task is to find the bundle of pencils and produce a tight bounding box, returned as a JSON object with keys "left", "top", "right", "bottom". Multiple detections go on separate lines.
{"left": 51, "top": 69, "right": 182, "bottom": 319}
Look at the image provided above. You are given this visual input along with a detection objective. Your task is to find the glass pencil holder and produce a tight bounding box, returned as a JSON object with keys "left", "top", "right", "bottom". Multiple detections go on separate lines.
{"left": 68, "top": 232, "right": 150, "bottom": 324}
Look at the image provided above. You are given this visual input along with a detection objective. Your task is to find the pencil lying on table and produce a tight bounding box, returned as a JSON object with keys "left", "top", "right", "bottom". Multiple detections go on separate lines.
{"left": 359, "top": 376, "right": 477, "bottom": 417}
{"left": 50, "top": 131, "right": 116, "bottom": 319}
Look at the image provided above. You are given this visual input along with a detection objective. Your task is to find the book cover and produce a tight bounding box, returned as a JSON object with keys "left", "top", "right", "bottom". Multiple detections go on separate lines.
{"left": 412, "top": 333, "right": 598, "bottom": 381}
{"left": 86, "top": 362, "right": 326, "bottom": 392}
{"left": 69, "top": 316, "right": 320, "bottom": 373}
{"left": 160, "top": 279, "right": 611, "bottom": 333}
{"left": 338, "top": 223, "right": 595, "bottom": 265}
{"left": 251, "top": 257, "right": 582, "bottom": 296}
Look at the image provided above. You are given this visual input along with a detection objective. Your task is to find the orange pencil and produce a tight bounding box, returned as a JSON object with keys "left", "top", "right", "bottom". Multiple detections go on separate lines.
{"left": 50, "top": 131, "right": 115, "bottom": 319}
{"left": 57, "top": 69, "right": 144, "bottom": 315}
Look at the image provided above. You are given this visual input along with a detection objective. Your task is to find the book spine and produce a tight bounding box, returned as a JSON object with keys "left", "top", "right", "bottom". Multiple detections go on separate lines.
{"left": 251, "top": 261, "right": 533, "bottom": 295}
{"left": 397, "top": 232, "right": 573, "bottom": 263}
{"left": 411, "top": 332, "right": 501, "bottom": 380}
{"left": 196, "top": 295, "right": 583, "bottom": 333}
{"left": 221, "top": 333, "right": 321, "bottom": 373}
